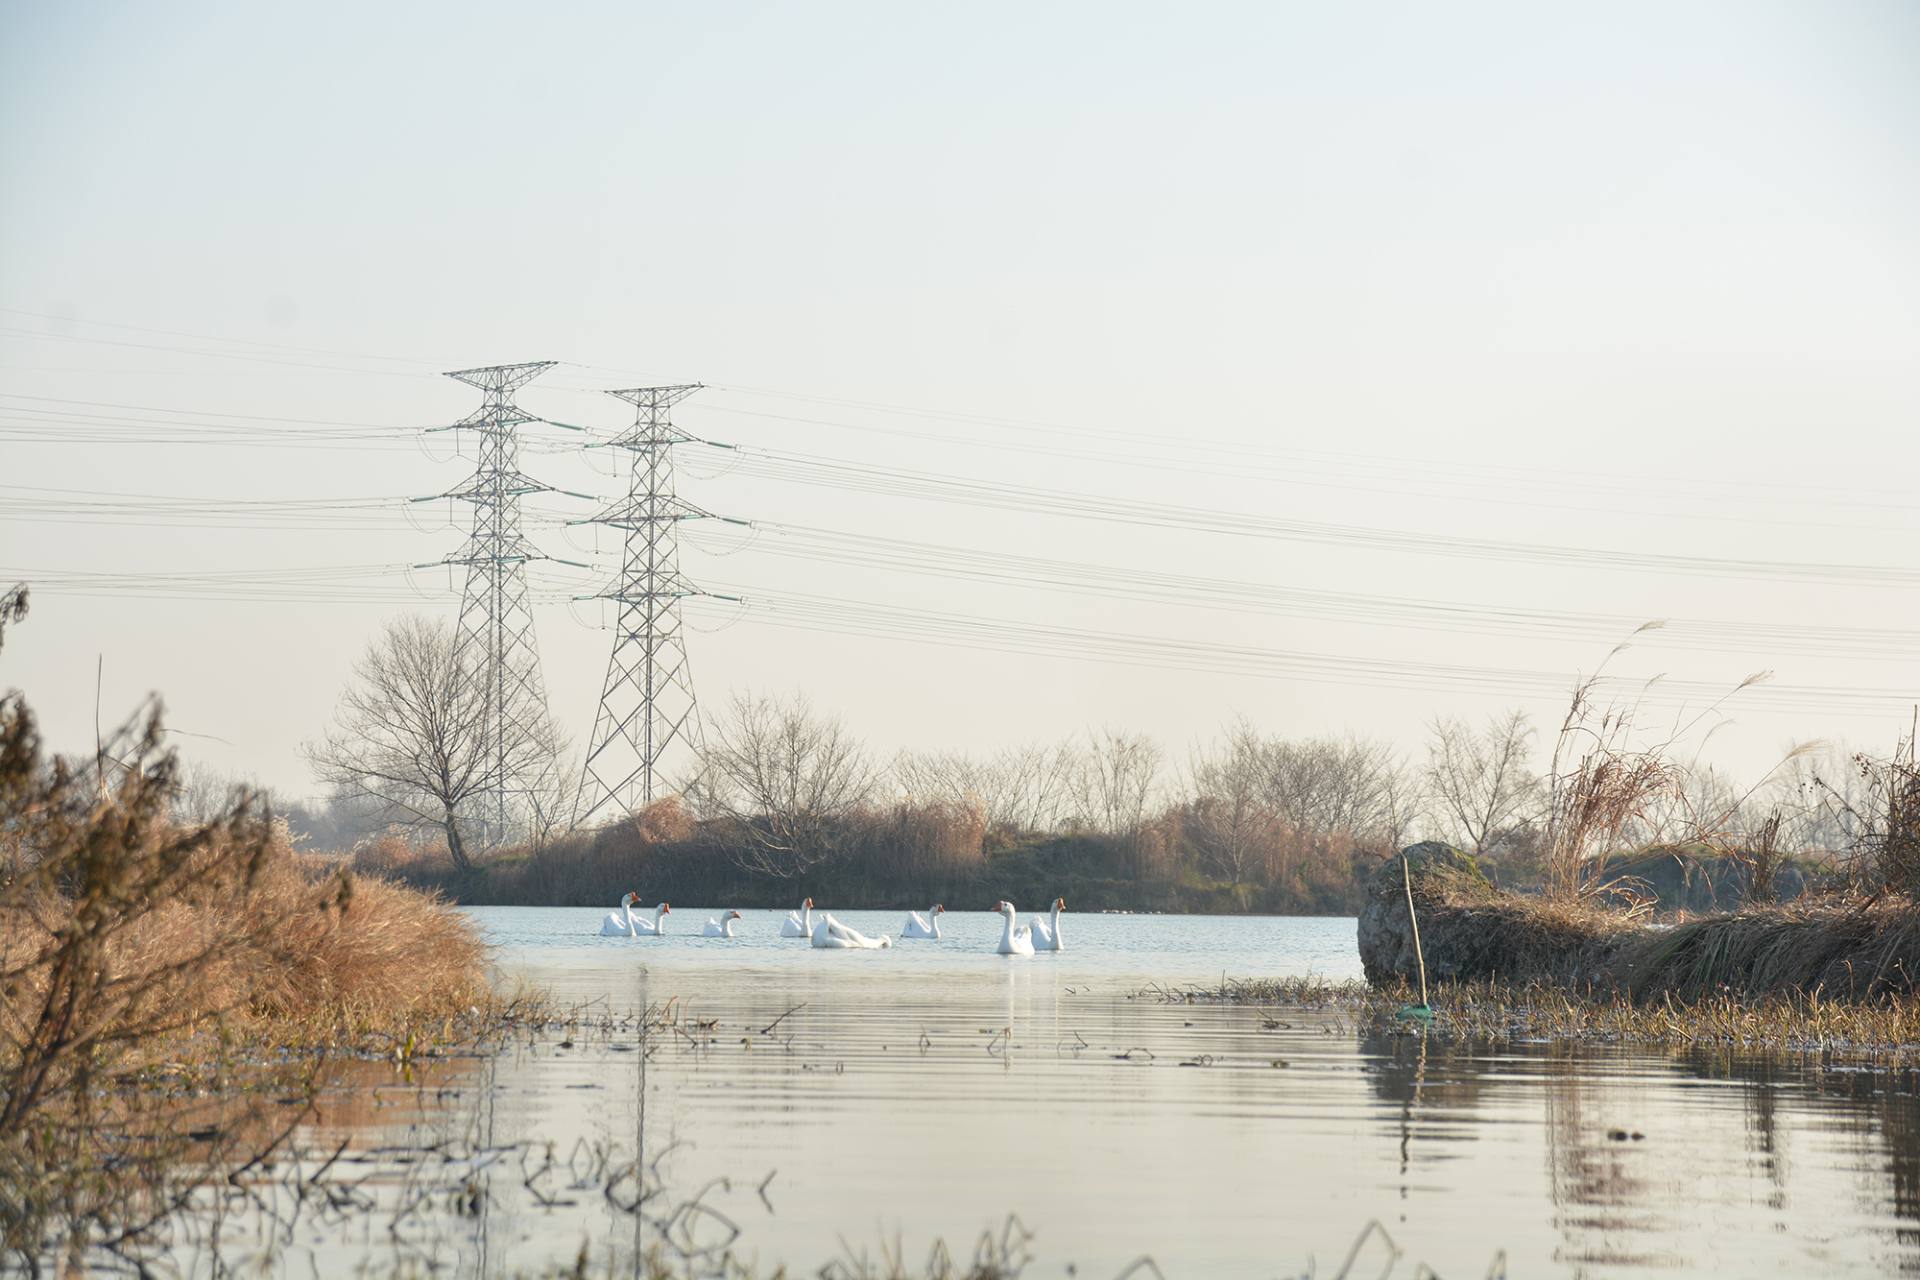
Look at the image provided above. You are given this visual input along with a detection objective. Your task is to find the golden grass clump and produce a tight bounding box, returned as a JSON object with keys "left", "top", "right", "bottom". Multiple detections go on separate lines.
{"left": 211, "top": 854, "right": 486, "bottom": 1024}
{"left": 1366, "top": 841, "right": 1920, "bottom": 1007}
{"left": 1, "top": 692, "right": 494, "bottom": 1266}
{"left": 2, "top": 809, "right": 486, "bottom": 1060}
{"left": 1622, "top": 897, "right": 1920, "bottom": 1002}
{"left": 1, "top": 693, "right": 488, "bottom": 1121}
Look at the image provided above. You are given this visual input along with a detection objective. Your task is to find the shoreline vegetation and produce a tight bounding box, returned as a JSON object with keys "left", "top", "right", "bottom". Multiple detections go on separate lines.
{"left": 286, "top": 670, "right": 1881, "bottom": 922}
{"left": 1159, "top": 974, "right": 1920, "bottom": 1064}
{"left": 322, "top": 823, "right": 1834, "bottom": 919}
{"left": 0, "top": 690, "right": 507, "bottom": 1269}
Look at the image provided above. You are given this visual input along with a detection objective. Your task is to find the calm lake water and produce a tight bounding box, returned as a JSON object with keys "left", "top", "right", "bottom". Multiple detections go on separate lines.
{"left": 258, "top": 907, "right": 1920, "bottom": 1277}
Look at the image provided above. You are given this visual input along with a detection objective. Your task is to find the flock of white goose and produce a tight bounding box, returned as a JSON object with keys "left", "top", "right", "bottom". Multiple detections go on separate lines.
{"left": 598, "top": 894, "right": 1067, "bottom": 955}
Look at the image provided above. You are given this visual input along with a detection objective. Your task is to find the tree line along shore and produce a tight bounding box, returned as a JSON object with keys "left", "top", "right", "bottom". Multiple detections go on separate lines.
{"left": 279, "top": 618, "right": 1894, "bottom": 919}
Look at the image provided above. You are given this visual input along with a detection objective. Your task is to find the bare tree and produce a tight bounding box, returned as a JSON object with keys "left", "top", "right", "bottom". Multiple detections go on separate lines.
{"left": 304, "top": 615, "right": 560, "bottom": 873}
{"left": 171, "top": 760, "right": 268, "bottom": 826}
{"left": 0, "top": 584, "right": 24, "bottom": 655}
{"left": 687, "top": 691, "right": 879, "bottom": 879}
{"left": 1068, "top": 729, "right": 1161, "bottom": 840}
{"left": 893, "top": 742, "right": 1075, "bottom": 843}
{"left": 1423, "top": 710, "right": 1540, "bottom": 853}
{"left": 1774, "top": 744, "right": 1870, "bottom": 855}
{"left": 1265, "top": 735, "right": 1411, "bottom": 844}
{"left": 1188, "top": 720, "right": 1282, "bottom": 887}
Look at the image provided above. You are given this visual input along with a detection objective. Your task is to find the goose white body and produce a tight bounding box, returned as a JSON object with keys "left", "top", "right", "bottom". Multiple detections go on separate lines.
{"left": 600, "top": 907, "right": 635, "bottom": 936}
{"left": 902, "top": 904, "right": 944, "bottom": 939}
{"left": 1029, "top": 898, "right": 1065, "bottom": 951}
{"left": 780, "top": 899, "right": 815, "bottom": 938}
{"left": 993, "top": 901, "right": 1035, "bottom": 957}
{"left": 602, "top": 897, "right": 670, "bottom": 937}
{"left": 810, "top": 913, "right": 892, "bottom": 949}
{"left": 703, "top": 910, "right": 742, "bottom": 938}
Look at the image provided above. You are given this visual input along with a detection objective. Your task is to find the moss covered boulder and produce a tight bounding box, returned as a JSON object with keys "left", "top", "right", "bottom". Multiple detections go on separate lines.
{"left": 1358, "top": 842, "right": 1635, "bottom": 988}
{"left": 1356, "top": 842, "right": 1492, "bottom": 987}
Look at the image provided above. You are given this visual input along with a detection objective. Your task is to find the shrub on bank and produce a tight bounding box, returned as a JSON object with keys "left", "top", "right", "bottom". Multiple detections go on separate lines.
{"left": 1358, "top": 840, "right": 1920, "bottom": 1002}
{"left": 0, "top": 697, "right": 486, "bottom": 1123}
{"left": 344, "top": 803, "right": 1385, "bottom": 916}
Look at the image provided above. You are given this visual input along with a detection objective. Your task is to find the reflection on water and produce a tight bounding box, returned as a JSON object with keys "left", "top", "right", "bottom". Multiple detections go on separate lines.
{"left": 231, "top": 910, "right": 1920, "bottom": 1276}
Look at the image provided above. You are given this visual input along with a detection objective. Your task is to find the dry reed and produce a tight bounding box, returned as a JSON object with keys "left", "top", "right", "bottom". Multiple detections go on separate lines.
{"left": 1167, "top": 975, "right": 1920, "bottom": 1063}
{"left": 0, "top": 693, "right": 491, "bottom": 1267}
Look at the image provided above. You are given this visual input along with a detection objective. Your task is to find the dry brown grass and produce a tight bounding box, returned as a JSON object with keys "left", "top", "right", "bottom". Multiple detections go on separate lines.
{"left": 1167, "top": 975, "right": 1920, "bottom": 1062}
{"left": 1385, "top": 847, "right": 1920, "bottom": 1006}
{"left": 0, "top": 692, "right": 490, "bottom": 1267}
{"left": 2, "top": 823, "right": 486, "bottom": 1061}
{"left": 1622, "top": 897, "right": 1920, "bottom": 1001}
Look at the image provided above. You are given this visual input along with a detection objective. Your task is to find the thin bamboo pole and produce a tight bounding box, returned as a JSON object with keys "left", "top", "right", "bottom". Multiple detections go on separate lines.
{"left": 1402, "top": 854, "right": 1430, "bottom": 1009}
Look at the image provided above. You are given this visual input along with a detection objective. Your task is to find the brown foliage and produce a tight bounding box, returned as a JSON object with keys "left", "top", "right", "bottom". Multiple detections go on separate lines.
{"left": 1623, "top": 897, "right": 1920, "bottom": 1002}
{"left": 1, "top": 693, "right": 485, "bottom": 1264}
{"left": 630, "top": 795, "right": 696, "bottom": 845}
{"left": 1367, "top": 846, "right": 1920, "bottom": 1003}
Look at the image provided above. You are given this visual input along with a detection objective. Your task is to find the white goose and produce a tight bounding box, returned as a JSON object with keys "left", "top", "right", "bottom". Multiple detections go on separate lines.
{"left": 780, "top": 898, "right": 816, "bottom": 939}
{"left": 703, "top": 909, "right": 743, "bottom": 938}
{"left": 993, "top": 900, "right": 1035, "bottom": 957}
{"left": 810, "top": 913, "right": 892, "bottom": 950}
{"left": 601, "top": 895, "right": 670, "bottom": 937}
{"left": 1029, "top": 897, "right": 1065, "bottom": 952}
{"left": 902, "top": 903, "right": 945, "bottom": 939}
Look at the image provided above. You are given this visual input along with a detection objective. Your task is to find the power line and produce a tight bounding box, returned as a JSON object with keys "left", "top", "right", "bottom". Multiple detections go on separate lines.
{"left": 683, "top": 520, "right": 1920, "bottom": 662}
{"left": 714, "top": 444, "right": 1920, "bottom": 587}
{"left": 694, "top": 583, "right": 1914, "bottom": 718}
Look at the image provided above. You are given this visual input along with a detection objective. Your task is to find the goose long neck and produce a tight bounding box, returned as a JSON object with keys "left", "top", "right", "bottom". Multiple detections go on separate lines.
{"left": 928, "top": 906, "right": 942, "bottom": 938}
{"left": 998, "top": 909, "right": 1016, "bottom": 947}
{"left": 624, "top": 902, "right": 638, "bottom": 935}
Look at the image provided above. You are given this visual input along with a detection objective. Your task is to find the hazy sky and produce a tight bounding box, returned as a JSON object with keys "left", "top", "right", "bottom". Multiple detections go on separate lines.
{"left": 2, "top": 1, "right": 1917, "bottom": 800}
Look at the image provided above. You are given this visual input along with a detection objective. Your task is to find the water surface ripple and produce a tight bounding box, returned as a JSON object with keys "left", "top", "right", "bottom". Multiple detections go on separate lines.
{"left": 291, "top": 909, "right": 1920, "bottom": 1277}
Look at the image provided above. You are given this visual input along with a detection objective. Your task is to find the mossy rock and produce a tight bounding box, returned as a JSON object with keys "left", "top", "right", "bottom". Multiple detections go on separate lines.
{"left": 1368, "top": 842, "right": 1490, "bottom": 906}
{"left": 1356, "top": 842, "right": 1492, "bottom": 987}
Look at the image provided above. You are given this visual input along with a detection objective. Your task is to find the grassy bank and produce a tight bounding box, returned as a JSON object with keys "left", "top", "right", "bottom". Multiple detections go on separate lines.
{"left": 0, "top": 694, "right": 497, "bottom": 1269}
{"left": 1364, "top": 844, "right": 1920, "bottom": 1002}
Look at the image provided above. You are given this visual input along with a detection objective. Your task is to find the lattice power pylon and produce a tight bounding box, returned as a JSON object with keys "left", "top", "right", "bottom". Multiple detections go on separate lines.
{"left": 425, "top": 361, "right": 565, "bottom": 846}
{"left": 573, "top": 384, "right": 736, "bottom": 826}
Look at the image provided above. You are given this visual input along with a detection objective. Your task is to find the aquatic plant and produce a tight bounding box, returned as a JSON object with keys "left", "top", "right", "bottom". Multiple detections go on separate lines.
{"left": 1165, "top": 972, "right": 1920, "bottom": 1064}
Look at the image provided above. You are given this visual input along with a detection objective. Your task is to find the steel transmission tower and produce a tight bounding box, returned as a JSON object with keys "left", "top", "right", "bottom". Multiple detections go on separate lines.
{"left": 425, "top": 361, "right": 567, "bottom": 846}
{"left": 573, "top": 384, "right": 735, "bottom": 826}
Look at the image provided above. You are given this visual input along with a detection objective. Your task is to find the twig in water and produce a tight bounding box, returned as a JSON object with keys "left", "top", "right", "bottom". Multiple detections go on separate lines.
{"left": 760, "top": 1003, "right": 807, "bottom": 1035}
{"left": 1328, "top": 1219, "right": 1404, "bottom": 1280}
{"left": 757, "top": 1168, "right": 777, "bottom": 1214}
